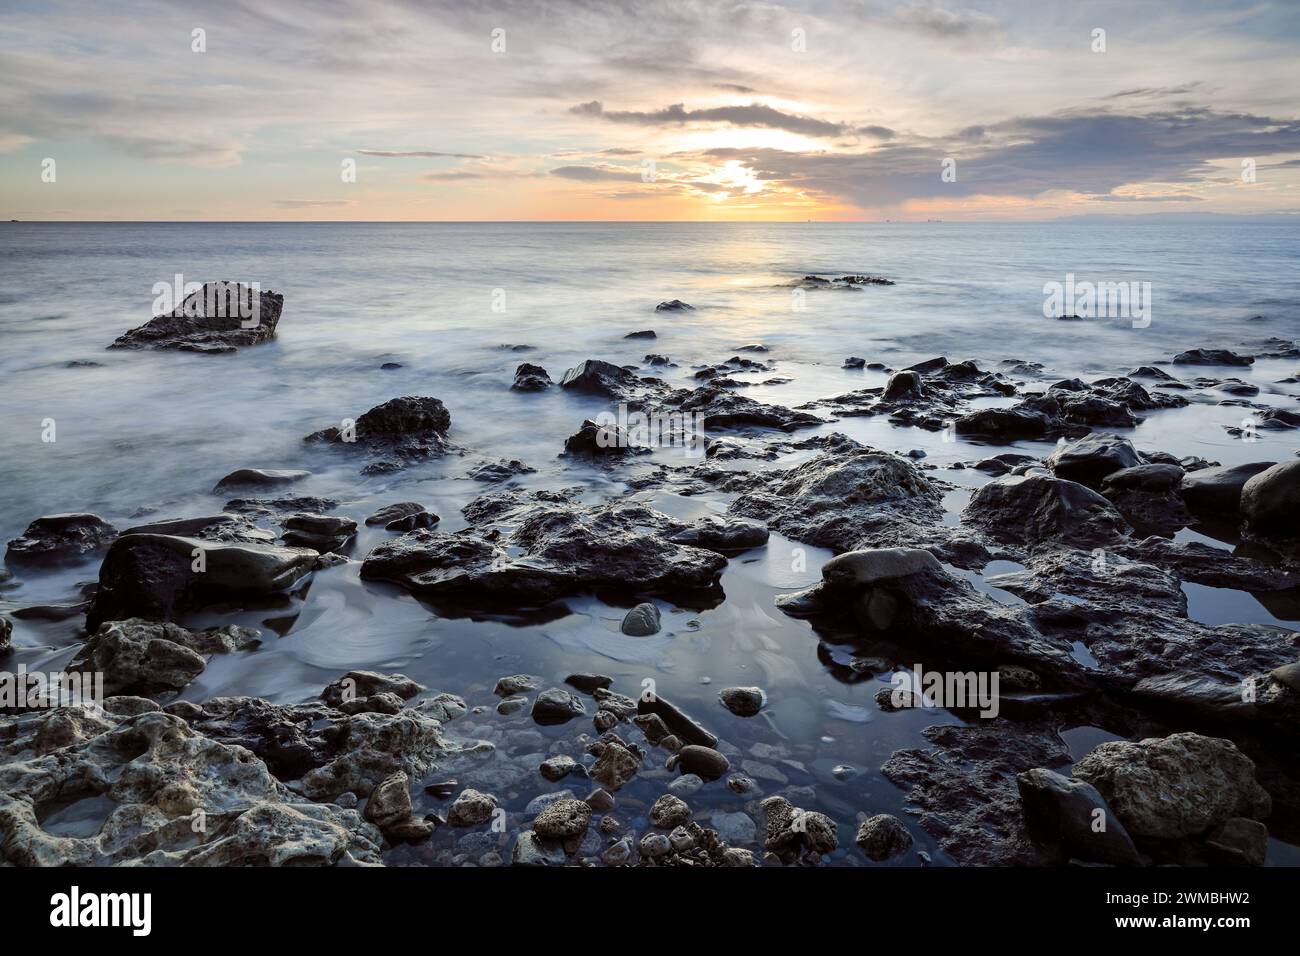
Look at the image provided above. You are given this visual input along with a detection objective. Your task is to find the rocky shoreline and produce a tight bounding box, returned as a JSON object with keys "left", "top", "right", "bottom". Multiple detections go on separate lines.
{"left": 2, "top": 282, "right": 1299, "bottom": 868}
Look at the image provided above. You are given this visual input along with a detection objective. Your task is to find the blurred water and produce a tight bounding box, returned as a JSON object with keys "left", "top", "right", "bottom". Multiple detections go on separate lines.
{"left": 1, "top": 221, "right": 1297, "bottom": 865}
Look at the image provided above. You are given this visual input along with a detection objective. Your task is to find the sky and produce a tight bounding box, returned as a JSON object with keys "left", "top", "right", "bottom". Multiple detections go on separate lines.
{"left": 1, "top": 0, "right": 1299, "bottom": 221}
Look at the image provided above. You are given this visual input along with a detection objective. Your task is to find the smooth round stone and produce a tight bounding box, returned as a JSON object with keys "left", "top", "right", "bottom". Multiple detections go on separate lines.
{"left": 719, "top": 686, "right": 765, "bottom": 717}
{"left": 620, "top": 602, "right": 662, "bottom": 636}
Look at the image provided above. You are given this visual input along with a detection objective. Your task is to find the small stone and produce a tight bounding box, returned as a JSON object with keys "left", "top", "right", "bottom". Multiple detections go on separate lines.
{"left": 494, "top": 674, "right": 539, "bottom": 697}
{"left": 649, "top": 793, "right": 691, "bottom": 829}
{"left": 448, "top": 788, "right": 497, "bottom": 826}
{"left": 533, "top": 798, "right": 592, "bottom": 840}
{"left": 602, "top": 837, "right": 633, "bottom": 865}
{"left": 719, "top": 686, "right": 765, "bottom": 717}
{"left": 639, "top": 833, "right": 671, "bottom": 858}
{"left": 531, "top": 688, "right": 586, "bottom": 725}
{"left": 726, "top": 775, "right": 755, "bottom": 794}
{"left": 620, "top": 602, "right": 662, "bottom": 636}
{"left": 675, "top": 745, "right": 730, "bottom": 781}
{"left": 512, "top": 831, "right": 567, "bottom": 866}
{"left": 565, "top": 673, "right": 613, "bottom": 694}
{"left": 668, "top": 825, "right": 695, "bottom": 851}
{"left": 593, "top": 712, "right": 617, "bottom": 733}
{"left": 496, "top": 695, "right": 528, "bottom": 716}
{"left": 854, "top": 813, "right": 913, "bottom": 861}
{"left": 585, "top": 788, "right": 616, "bottom": 812}
{"left": 668, "top": 773, "right": 704, "bottom": 797}
{"left": 540, "top": 755, "right": 578, "bottom": 781}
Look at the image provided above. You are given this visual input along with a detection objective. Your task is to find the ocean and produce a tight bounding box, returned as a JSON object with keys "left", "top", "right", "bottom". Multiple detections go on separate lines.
{"left": 2, "top": 220, "right": 1298, "bottom": 864}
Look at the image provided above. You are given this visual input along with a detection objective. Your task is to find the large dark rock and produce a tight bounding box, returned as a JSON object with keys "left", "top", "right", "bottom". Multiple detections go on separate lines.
{"left": 512, "top": 363, "right": 551, "bottom": 391}
{"left": 85, "top": 533, "right": 318, "bottom": 630}
{"left": 1017, "top": 767, "right": 1142, "bottom": 865}
{"left": 964, "top": 473, "right": 1129, "bottom": 547}
{"left": 109, "top": 282, "right": 283, "bottom": 353}
{"left": 304, "top": 396, "right": 453, "bottom": 473}
{"left": 5, "top": 513, "right": 118, "bottom": 566}
{"left": 558, "top": 359, "right": 639, "bottom": 397}
{"left": 1172, "top": 348, "right": 1254, "bottom": 366}
{"left": 360, "top": 492, "right": 728, "bottom": 612}
{"left": 1241, "top": 460, "right": 1300, "bottom": 543}
{"left": 667, "top": 385, "right": 822, "bottom": 432}
{"left": 1178, "top": 461, "right": 1275, "bottom": 515}
{"left": 213, "top": 469, "right": 310, "bottom": 493}
{"left": 1047, "top": 433, "right": 1140, "bottom": 488}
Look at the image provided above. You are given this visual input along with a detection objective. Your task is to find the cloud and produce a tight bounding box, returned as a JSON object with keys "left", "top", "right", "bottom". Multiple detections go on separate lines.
{"left": 1104, "top": 83, "right": 1205, "bottom": 100}
{"left": 272, "top": 199, "right": 354, "bottom": 208}
{"left": 890, "top": 3, "right": 1001, "bottom": 39}
{"left": 571, "top": 100, "right": 851, "bottom": 138}
{"left": 359, "top": 149, "right": 486, "bottom": 159}
{"left": 549, "top": 164, "right": 646, "bottom": 182}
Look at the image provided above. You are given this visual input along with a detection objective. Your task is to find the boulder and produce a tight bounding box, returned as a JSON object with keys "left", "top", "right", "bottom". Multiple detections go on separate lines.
{"left": 1046, "top": 433, "right": 1140, "bottom": 488}
{"left": 304, "top": 396, "right": 453, "bottom": 472}
{"left": 882, "top": 370, "right": 924, "bottom": 400}
{"left": 964, "top": 473, "right": 1129, "bottom": 547}
{"left": 1179, "top": 461, "right": 1275, "bottom": 515}
{"left": 212, "top": 469, "right": 309, "bottom": 493}
{"left": 1172, "top": 348, "right": 1253, "bottom": 366}
{"left": 511, "top": 363, "right": 551, "bottom": 391}
{"left": 620, "top": 602, "right": 661, "bottom": 636}
{"left": 655, "top": 300, "right": 694, "bottom": 312}
{"left": 5, "top": 513, "right": 118, "bottom": 566}
{"left": 1072, "top": 733, "right": 1271, "bottom": 839}
{"left": 1241, "top": 460, "right": 1300, "bottom": 542}
{"left": 85, "top": 534, "right": 318, "bottom": 630}
{"left": 761, "top": 795, "right": 838, "bottom": 862}
{"left": 558, "top": 359, "right": 639, "bottom": 396}
{"left": 1016, "top": 768, "right": 1141, "bottom": 865}
{"left": 109, "top": 282, "right": 283, "bottom": 353}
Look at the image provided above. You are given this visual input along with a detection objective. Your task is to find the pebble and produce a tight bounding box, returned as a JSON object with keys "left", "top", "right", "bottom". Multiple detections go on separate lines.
{"left": 620, "top": 602, "right": 662, "bottom": 636}
{"left": 719, "top": 686, "right": 765, "bottom": 716}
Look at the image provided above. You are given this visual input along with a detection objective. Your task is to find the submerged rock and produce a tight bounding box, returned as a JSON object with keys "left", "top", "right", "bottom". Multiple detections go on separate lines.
{"left": 281, "top": 514, "right": 357, "bottom": 552}
{"left": 1046, "top": 433, "right": 1140, "bottom": 488}
{"left": 532, "top": 688, "right": 587, "bottom": 725}
{"left": 1072, "top": 733, "right": 1271, "bottom": 839}
{"left": 213, "top": 468, "right": 309, "bottom": 493}
{"left": 108, "top": 282, "right": 284, "bottom": 353}
{"left": 718, "top": 686, "right": 765, "bottom": 717}
{"left": 761, "top": 795, "right": 838, "bottom": 863}
{"left": 511, "top": 363, "right": 551, "bottom": 391}
{"left": 5, "top": 513, "right": 118, "bottom": 566}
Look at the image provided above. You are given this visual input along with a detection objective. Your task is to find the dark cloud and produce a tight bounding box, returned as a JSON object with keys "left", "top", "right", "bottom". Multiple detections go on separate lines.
{"left": 360, "top": 149, "right": 485, "bottom": 159}
{"left": 1105, "top": 83, "right": 1204, "bottom": 100}
{"left": 549, "top": 164, "right": 646, "bottom": 182}
{"left": 693, "top": 107, "right": 1300, "bottom": 210}
{"left": 571, "top": 100, "right": 850, "bottom": 138}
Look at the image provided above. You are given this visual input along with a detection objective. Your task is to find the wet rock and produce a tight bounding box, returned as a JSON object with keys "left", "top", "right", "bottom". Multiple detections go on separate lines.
{"left": 281, "top": 513, "right": 357, "bottom": 552}
{"left": 565, "top": 673, "right": 613, "bottom": 694}
{"left": 1100, "top": 463, "right": 1192, "bottom": 534}
{"left": 213, "top": 468, "right": 309, "bottom": 493}
{"left": 294, "top": 710, "right": 448, "bottom": 802}
{"left": 5, "top": 513, "right": 118, "bottom": 566}
{"left": 854, "top": 813, "right": 913, "bottom": 861}
{"left": 540, "top": 756, "right": 577, "bottom": 781}
{"left": 882, "top": 721, "right": 1070, "bottom": 865}
{"left": 562, "top": 418, "right": 647, "bottom": 458}
{"left": 559, "top": 359, "right": 639, "bottom": 397}
{"left": 1229, "top": 406, "right": 1300, "bottom": 435}
{"left": 512, "top": 830, "right": 567, "bottom": 866}
{"left": 1016, "top": 767, "right": 1141, "bottom": 865}
{"left": 304, "top": 396, "right": 454, "bottom": 472}
{"left": 1172, "top": 348, "right": 1254, "bottom": 366}
{"left": 636, "top": 695, "right": 718, "bottom": 748}
{"left": 625, "top": 329, "right": 656, "bottom": 339}
{"left": 589, "top": 736, "right": 641, "bottom": 791}
{"left": 533, "top": 797, "right": 591, "bottom": 841}
{"left": 656, "top": 299, "right": 694, "bottom": 312}
{"left": 361, "top": 492, "right": 727, "bottom": 612}
{"left": 0, "top": 706, "right": 380, "bottom": 865}
{"left": 1046, "top": 433, "right": 1140, "bottom": 488}
{"left": 511, "top": 363, "right": 551, "bottom": 391}
{"left": 639, "top": 832, "right": 672, "bottom": 858}
{"left": 718, "top": 686, "right": 765, "bottom": 717}
{"left": 1072, "top": 733, "right": 1271, "bottom": 839}
{"left": 601, "top": 837, "right": 633, "bottom": 865}
{"left": 669, "top": 773, "right": 704, "bottom": 796}
{"left": 649, "top": 793, "right": 691, "bottom": 829}
{"left": 956, "top": 406, "right": 1055, "bottom": 441}
{"left": 364, "top": 771, "right": 433, "bottom": 842}
{"left": 1205, "top": 817, "right": 1268, "bottom": 866}
{"left": 712, "top": 810, "right": 756, "bottom": 845}
{"left": 664, "top": 384, "right": 822, "bottom": 432}
{"left": 964, "top": 473, "right": 1128, "bottom": 548}
{"left": 593, "top": 686, "right": 638, "bottom": 720}
{"left": 1241, "top": 460, "right": 1300, "bottom": 544}
{"left": 532, "top": 688, "right": 587, "bottom": 725}
{"left": 0, "top": 615, "right": 10, "bottom": 653}
{"left": 493, "top": 674, "right": 539, "bottom": 697}
{"left": 672, "top": 745, "right": 730, "bottom": 780}
{"left": 67, "top": 618, "right": 260, "bottom": 697}
{"left": 665, "top": 515, "right": 769, "bottom": 553}
{"left": 843, "top": 356, "right": 866, "bottom": 369}
{"left": 620, "top": 602, "right": 661, "bottom": 636}
{"left": 109, "top": 282, "right": 283, "bottom": 353}
{"left": 85, "top": 534, "right": 318, "bottom": 630}
{"left": 365, "top": 502, "right": 428, "bottom": 527}
{"left": 586, "top": 788, "right": 616, "bottom": 812}
{"left": 448, "top": 788, "right": 498, "bottom": 827}
{"left": 321, "top": 671, "right": 423, "bottom": 710}
{"left": 496, "top": 696, "right": 527, "bottom": 716}
{"left": 1179, "top": 461, "right": 1276, "bottom": 515}
{"left": 883, "top": 370, "right": 924, "bottom": 400}
{"left": 973, "top": 453, "right": 1038, "bottom": 476}
{"left": 593, "top": 711, "right": 617, "bottom": 733}
{"left": 468, "top": 458, "right": 535, "bottom": 483}
{"left": 761, "top": 795, "right": 838, "bottom": 862}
